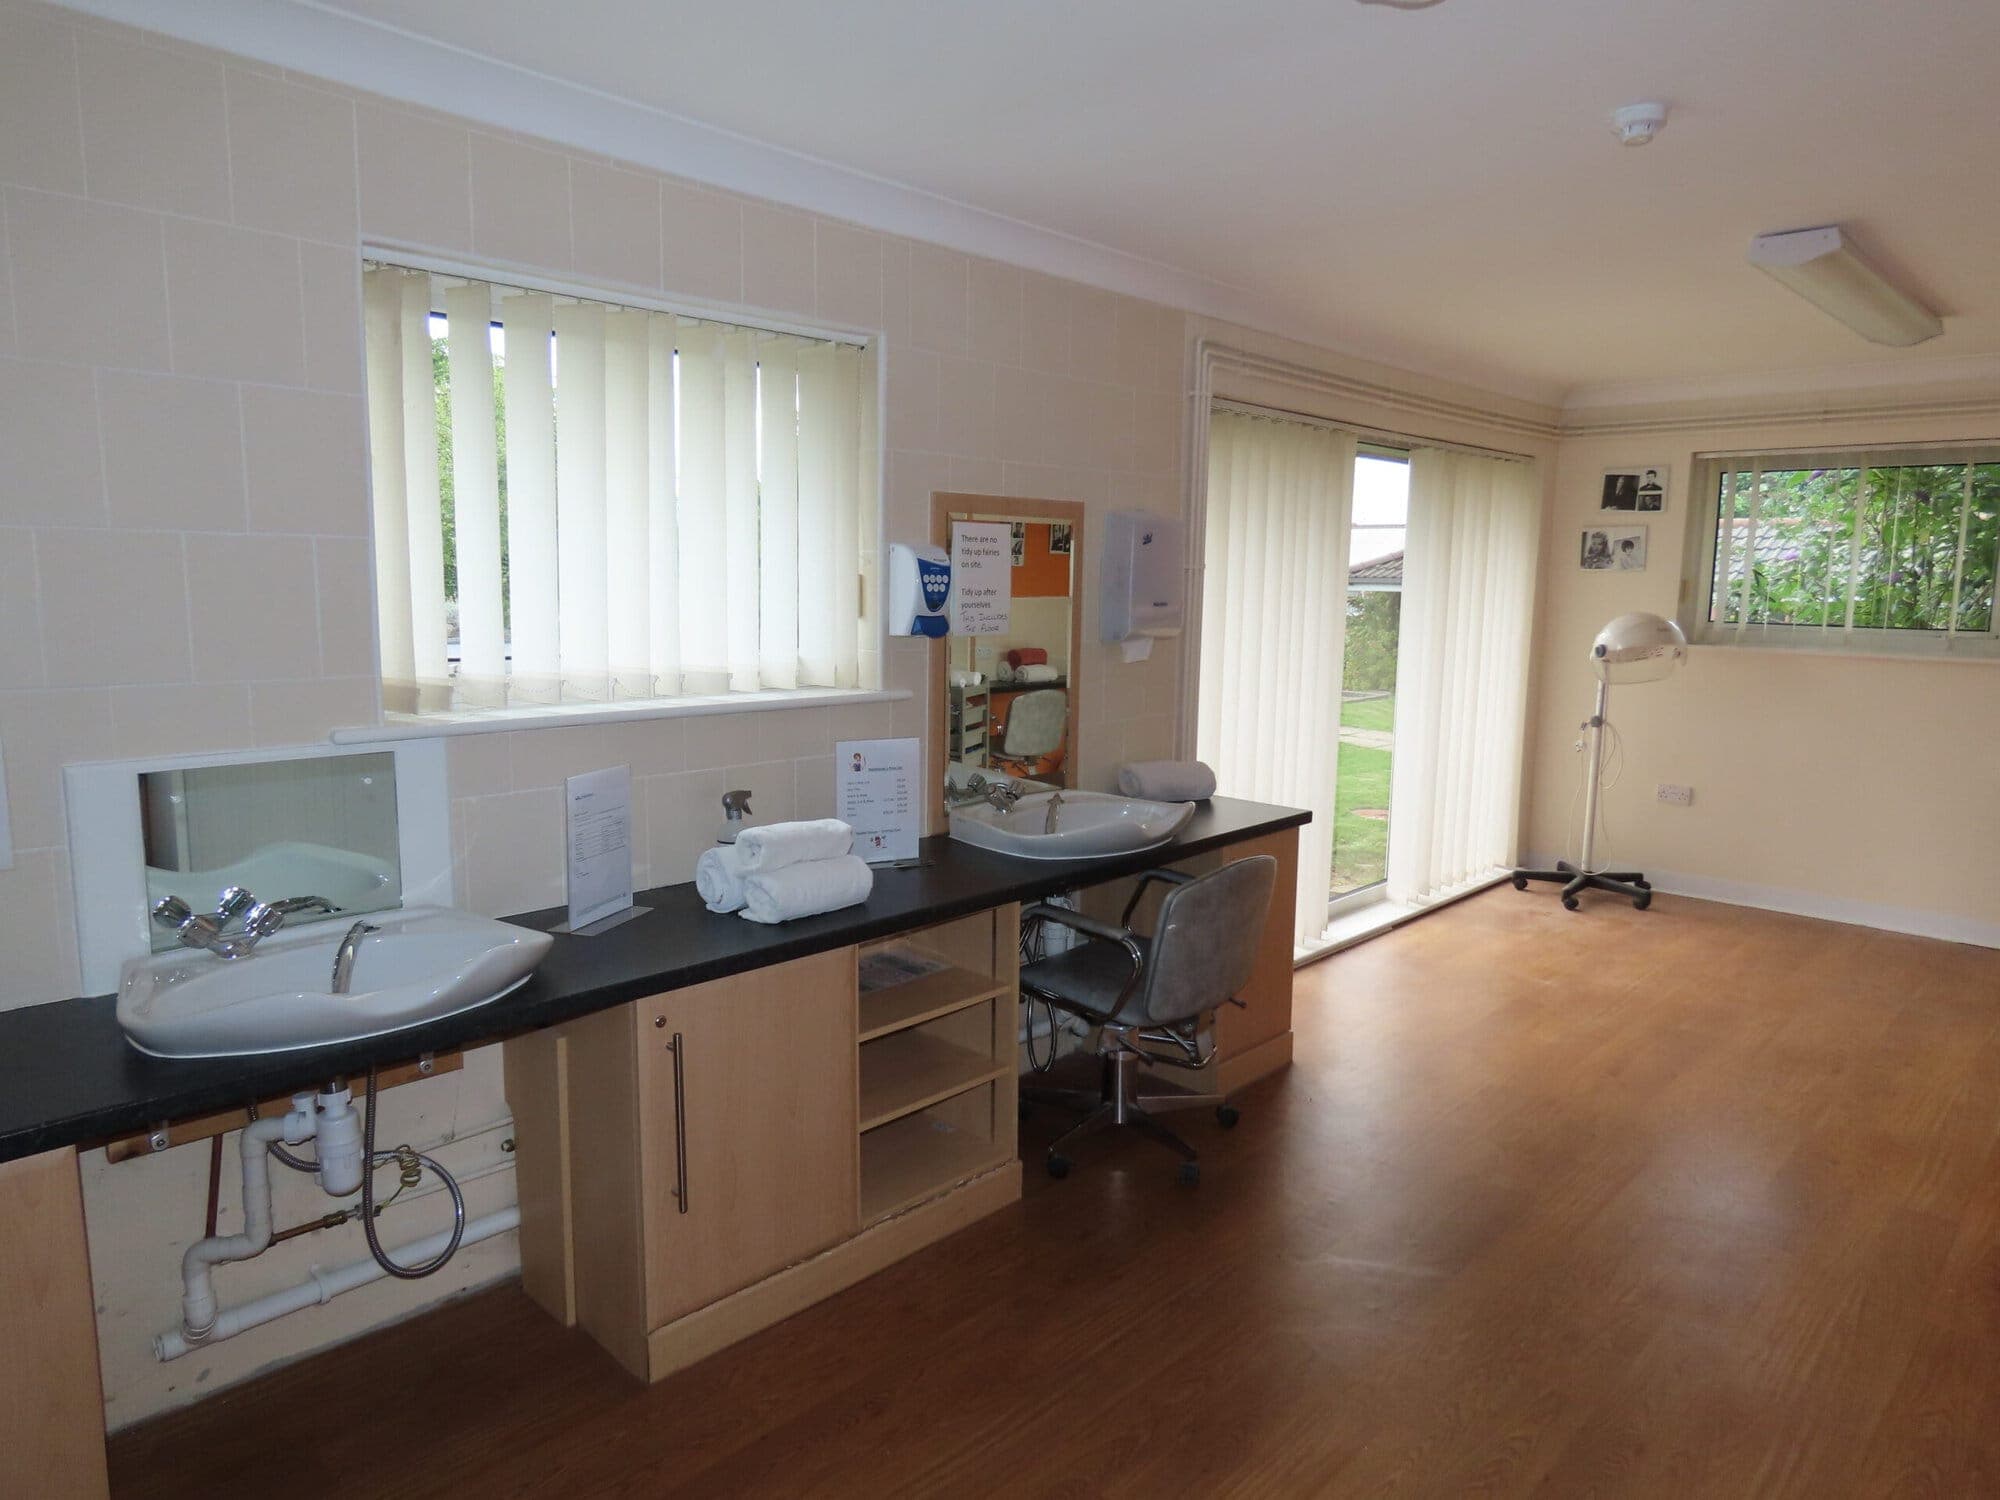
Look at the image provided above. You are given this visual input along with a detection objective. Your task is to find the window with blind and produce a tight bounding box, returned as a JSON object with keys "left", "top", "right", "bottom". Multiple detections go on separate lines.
{"left": 361, "top": 261, "right": 874, "bottom": 715}
{"left": 1692, "top": 447, "right": 2000, "bottom": 656}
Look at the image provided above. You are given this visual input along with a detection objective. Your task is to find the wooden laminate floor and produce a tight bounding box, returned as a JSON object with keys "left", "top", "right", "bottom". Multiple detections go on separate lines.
{"left": 107, "top": 890, "right": 2000, "bottom": 1498}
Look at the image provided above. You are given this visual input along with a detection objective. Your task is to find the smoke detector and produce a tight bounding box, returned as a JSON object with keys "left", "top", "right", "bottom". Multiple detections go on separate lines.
{"left": 1610, "top": 101, "right": 1669, "bottom": 147}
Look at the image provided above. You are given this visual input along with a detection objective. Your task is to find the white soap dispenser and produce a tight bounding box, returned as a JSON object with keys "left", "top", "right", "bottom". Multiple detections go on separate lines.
{"left": 717, "top": 789, "right": 753, "bottom": 844}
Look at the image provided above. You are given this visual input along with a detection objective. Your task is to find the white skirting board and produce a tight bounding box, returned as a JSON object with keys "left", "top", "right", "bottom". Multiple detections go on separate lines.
{"left": 1517, "top": 852, "right": 2000, "bottom": 950}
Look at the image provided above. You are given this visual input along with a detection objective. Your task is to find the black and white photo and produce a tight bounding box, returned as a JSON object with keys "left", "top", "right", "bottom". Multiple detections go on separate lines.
{"left": 1600, "top": 465, "right": 1669, "bottom": 513}
{"left": 1581, "top": 525, "right": 1647, "bottom": 571}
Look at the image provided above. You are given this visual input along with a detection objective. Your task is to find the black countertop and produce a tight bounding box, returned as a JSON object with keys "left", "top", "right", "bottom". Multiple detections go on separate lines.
{"left": 0, "top": 797, "right": 1306, "bottom": 1165}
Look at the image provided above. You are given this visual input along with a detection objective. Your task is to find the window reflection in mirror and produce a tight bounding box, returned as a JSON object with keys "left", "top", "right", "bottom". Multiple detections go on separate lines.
{"left": 140, "top": 752, "right": 403, "bottom": 951}
{"left": 943, "top": 509, "right": 1078, "bottom": 797}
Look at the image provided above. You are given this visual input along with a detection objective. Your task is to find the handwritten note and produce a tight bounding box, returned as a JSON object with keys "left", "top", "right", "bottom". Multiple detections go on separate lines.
{"left": 951, "top": 520, "right": 1012, "bottom": 636}
{"left": 836, "top": 738, "right": 920, "bottom": 864}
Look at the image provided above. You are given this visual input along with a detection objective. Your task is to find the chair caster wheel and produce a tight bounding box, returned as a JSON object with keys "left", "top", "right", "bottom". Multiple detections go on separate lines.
{"left": 1634, "top": 890, "right": 1653, "bottom": 911}
{"left": 1177, "top": 1161, "right": 1200, "bottom": 1186}
{"left": 1215, "top": 1104, "right": 1240, "bottom": 1129}
{"left": 1046, "top": 1153, "right": 1071, "bottom": 1180}
{"left": 1561, "top": 894, "right": 1580, "bottom": 911}
{"left": 1634, "top": 878, "right": 1652, "bottom": 890}
{"left": 1511, "top": 873, "right": 1528, "bottom": 891}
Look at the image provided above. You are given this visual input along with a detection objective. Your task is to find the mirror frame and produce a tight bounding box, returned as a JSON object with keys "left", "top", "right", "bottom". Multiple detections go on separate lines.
{"left": 66, "top": 738, "right": 451, "bottom": 995}
{"left": 928, "top": 491, "right": 1087, "bottom": 823}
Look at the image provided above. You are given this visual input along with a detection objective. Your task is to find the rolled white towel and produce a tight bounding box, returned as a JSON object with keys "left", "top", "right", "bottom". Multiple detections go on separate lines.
{"left": 1117, "top": 759, "right": 1217, "bottom": 801}
{"left": 695, "top": 843, "right": 749, "bottom": 913}
{"left": 739, "top": 855, "right": 875, "bottom": 925}
{"left": 734, "top": 818, "right": 854, "bottom": 874}
{"left": 1016, "top": 663, "right": 1060, "bottom": 683}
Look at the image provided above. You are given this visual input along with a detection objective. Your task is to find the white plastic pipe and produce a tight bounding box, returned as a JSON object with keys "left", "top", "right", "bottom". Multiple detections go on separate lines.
{"left": 154, "top": 1205, "right": 520, "bottom": 1361}
{"left": 179, "top": 1113, "right": 298, "bottom": 1340}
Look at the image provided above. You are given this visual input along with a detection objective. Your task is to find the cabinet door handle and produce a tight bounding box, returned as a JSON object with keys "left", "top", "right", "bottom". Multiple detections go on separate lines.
{"left": 666, "top": 1031, "right": 689, "bottom": 1214}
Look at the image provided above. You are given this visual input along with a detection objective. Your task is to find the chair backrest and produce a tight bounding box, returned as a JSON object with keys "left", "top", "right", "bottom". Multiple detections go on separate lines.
{"left": 1002, "top": 688, "right": 1067, "bottom": 758}
{"left": 1133, "top": 855, "right": 1277, "bottom": 1027}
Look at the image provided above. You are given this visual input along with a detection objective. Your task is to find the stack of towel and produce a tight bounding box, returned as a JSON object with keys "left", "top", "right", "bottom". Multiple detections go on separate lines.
{"left": 1117, "top": 759, "right": 1217, "bottom": 801}
{"left": 695, "top": 819, "right": 874, "bottom": 924}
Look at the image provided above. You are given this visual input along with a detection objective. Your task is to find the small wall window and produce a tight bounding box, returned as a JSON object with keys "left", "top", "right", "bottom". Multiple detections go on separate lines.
{"left": 1687, "top": 446, "right": 2000, "bottom": 657}
{"left": 361, "top": 261, "right": 875, "bottom": 716}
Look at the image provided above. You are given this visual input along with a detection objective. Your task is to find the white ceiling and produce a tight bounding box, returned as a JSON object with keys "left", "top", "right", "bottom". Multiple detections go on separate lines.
{"left": 103, "top": 0, "right": 2000, "bottom": 404}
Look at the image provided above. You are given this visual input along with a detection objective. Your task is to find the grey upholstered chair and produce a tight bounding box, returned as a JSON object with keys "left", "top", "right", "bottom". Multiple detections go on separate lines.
{"left": 999, "top": 687, "right": 1067, "bottom": 761}
{"left": 1018, "top": 855, "right": 1277, "bottom": 1184}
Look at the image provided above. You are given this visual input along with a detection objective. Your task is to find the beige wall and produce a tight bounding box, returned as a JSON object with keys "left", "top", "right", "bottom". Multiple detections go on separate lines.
{"left": 0, "top": 0, "right": 1185, "bottom": 1424}
{"left": 1527, "top": 404, "right": 2000, "bottom": 939}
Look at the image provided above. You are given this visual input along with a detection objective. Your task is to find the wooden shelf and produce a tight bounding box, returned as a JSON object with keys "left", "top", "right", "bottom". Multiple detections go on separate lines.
{"left": 858, "top": 967, "right": 1007, "bottom": 1042}
{"left": 860, "top": 1113, "right": 1009, "bottom": 1223}
{"left": 858, "top": 1032, "right": 1004, "bottom": 1132}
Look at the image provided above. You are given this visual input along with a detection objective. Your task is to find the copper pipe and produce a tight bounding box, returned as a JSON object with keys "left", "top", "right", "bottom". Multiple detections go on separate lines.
{"left": 203, "top": 1133, "right": 223, "bottom": 1239}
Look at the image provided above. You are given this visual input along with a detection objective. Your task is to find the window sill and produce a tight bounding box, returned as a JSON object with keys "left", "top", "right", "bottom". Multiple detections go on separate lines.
{"left": 329, "top": 686, "right": 911, "bottom": 744}
{"left": 1687, "top": 638, "right": 2000, "bottom": 666}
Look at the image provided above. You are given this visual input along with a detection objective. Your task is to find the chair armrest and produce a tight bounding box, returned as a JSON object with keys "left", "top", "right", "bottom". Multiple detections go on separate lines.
{"left": 1119, "top": 867, "right": 1195, "bottom": 928}
{"left": 1022, "top": 902, "right": 1137, "bottom": 947}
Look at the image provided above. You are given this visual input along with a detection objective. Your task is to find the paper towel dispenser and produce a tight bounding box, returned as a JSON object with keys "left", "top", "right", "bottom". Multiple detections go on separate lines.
{"left": 1100, "top": 511, "right": 1184, "bottom": 642}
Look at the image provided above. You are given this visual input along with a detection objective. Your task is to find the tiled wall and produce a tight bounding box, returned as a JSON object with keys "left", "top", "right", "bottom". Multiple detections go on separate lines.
{"left": 0, "top": 0, "right": 1189, "bottom": 1011}
{"left": 0, "top": 0, "right": 1186, "bottom": 1423}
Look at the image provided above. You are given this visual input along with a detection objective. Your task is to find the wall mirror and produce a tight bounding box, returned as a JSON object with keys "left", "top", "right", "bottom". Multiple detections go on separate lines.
{"left": 139, "top": 752, "right": 403, "bottom": 951}
{"left": 930, "top": 493, "right": 1085, "bottom": 816}
{"left": 67, "top": 739, "right": 452, "bottom": 993}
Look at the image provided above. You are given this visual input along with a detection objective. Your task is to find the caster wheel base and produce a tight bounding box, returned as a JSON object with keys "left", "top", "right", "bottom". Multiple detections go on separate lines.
{"left": 1215, "top": 1104, "right": 1240, "bottom": 1129}
{"left": 1046, "top": 1153, "right": 1071, "bottom": 1180}
{"left": 1177, "top": 1161, "right": 1201, "bottom": 1186}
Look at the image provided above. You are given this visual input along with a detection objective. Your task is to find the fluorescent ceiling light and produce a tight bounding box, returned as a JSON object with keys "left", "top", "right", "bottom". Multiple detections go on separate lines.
{"left": 1747, "top": 226, "right": 1941, "bottom": 346}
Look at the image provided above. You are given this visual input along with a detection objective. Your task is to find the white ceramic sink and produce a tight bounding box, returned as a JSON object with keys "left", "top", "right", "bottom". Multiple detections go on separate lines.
{"left": 117, "top": 906, "right": 554, "bottom": 1059}
{"left": 949, "top": 791, "right": 1196, "bottom": 861}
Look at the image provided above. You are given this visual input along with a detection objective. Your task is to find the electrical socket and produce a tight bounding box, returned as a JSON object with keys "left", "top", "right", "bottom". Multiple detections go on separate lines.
{"left": 1656, "top": 783, "right": 1694, "bottom": 806}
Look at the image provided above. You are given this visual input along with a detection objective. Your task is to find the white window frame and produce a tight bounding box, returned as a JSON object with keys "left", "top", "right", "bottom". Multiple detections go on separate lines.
{"left": 1682, "top": 442, "right": 2000, "bottom": 662}
{"left": 351, "top": 247, "right": 896, "bottom": 734}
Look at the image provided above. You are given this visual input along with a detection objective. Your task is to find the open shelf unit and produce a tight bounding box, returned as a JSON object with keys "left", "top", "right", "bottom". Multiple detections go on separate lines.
{"left": 855, "top": 907, "right": 1019, "bottom": 1221}
{"left": 860, "top": 1102, "right": 1010, "bottom": 1222}
{"left": 859, "top": 964, "right": 1010, "bottom": 1042}
{"left": 858, "top": 1030, "right": 1005, "bottom": 1131}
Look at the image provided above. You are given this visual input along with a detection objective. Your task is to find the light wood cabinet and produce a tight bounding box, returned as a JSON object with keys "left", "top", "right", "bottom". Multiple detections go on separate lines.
{"left": 633, "top": 952, "right": 859, "bottom": 1327}
{"left": 508, "top": 909, "right": 1026, "bottom": 1384}
{"left": 552, "top": 948, "right": 859, "bottom": 1378}
{"left": 0, "top": 1149, "right": 110, "bottom": 1500}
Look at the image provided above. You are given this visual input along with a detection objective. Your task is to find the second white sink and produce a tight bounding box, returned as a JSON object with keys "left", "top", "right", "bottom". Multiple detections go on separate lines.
{"left": 949, "top": 791, "right": 1196, "bottom": 861}
{"left": 117, "top": 906, "right": 554, "bottom": 1059}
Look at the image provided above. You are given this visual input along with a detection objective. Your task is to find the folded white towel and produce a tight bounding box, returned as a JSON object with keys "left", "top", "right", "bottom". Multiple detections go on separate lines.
{"left": 948, "top": 669, "right": 984, "bottom": 689}
{"left": 1016, "top": 663, "right": 1060, "bottom": 683}
{"left": 695, "top": 843, "right": 749, "bottom": 913}
{"left": 1117, "top": 759, "right": 1217, "bottom": 801}
{"left": 734, "top": 818, "right": 854, "bottom": 874}
{"left": 739, "top": 855, "right": 874, "bottom": 925}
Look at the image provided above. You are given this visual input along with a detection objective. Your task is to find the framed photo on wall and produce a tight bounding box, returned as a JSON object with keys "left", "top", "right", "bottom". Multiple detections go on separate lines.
{"left": 1600, "top": 465, "right": 1669, "bottom": 513}
{"left": 1581, "top": 525, "right": 1647, "bottom": 571}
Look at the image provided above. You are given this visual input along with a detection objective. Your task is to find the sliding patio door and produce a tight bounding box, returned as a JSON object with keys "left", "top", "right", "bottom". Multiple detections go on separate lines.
{"left": 1198, "top": 407, "right": 1539, "bottom": 948}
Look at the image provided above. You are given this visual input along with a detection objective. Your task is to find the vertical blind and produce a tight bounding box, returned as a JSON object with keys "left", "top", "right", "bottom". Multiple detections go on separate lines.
{"left": 1386, "top": 448, "right": 1540, "bottom": 905}
{"left": 1197, "top": 408, "right": 1356, "bottom": 947}
{"left": 362, "top": 263, "right": 870, "bottom": 713}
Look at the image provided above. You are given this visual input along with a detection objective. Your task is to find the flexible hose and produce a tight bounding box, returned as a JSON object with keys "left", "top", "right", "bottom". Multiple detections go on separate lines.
{"left": 359, "top": 1064, "right": 466, "bottom": 1279}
